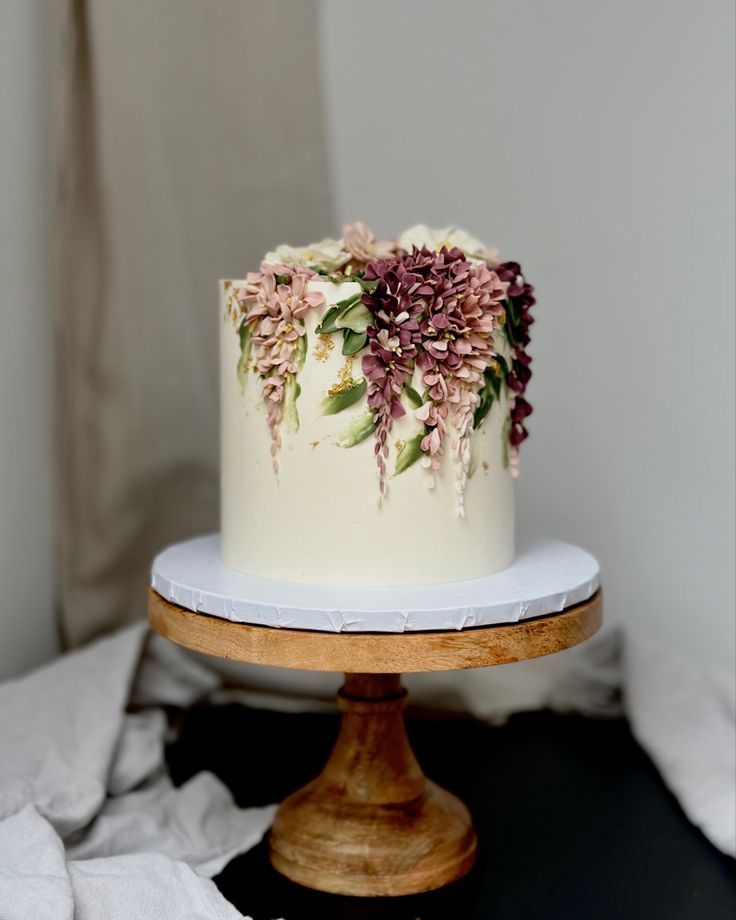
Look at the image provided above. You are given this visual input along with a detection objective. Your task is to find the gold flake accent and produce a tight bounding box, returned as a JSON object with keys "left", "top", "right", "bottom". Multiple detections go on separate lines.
{"left": 482, "top": 461, "right": 490, "bottom": 474}
{"left": 314, "top": 334, "right": 335, "bottom": 363}
{"left": 394, "top": 439, "right": 405, "bottom": 453}
{"left": 327, "top": 357, "right": 356, "bottom": 397}
{"left": 223, "top": 279, "right": 244, "bottom": 324}
{"left": 311, "top": 440, "right": 320, "bottom": 448}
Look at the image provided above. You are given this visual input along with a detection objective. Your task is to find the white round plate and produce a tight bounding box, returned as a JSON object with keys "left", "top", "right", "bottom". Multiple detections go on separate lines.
{"left": 151, "top": 534, "right": 600, "bottom": 633}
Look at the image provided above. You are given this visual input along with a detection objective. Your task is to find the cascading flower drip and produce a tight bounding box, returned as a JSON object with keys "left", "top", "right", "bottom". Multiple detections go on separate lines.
{"left": 445, "top": 265, "right": 506, "bottom": 514}
{"left": 228, "top": 224, "right": 537, "bottom": 509}
{"left": 360, "top": 251, "right": 426, "bottom": 496}
{"left": 232, "top": 264, "right": 324, "bottom": 473}
{"left": 410, "top": 250, "right": 506, "bottom": 505}
{"left": 493, "top": 261, "right": 536, "bottom": 475}
{"left": 360, "top": 245, "right": 506, "bottom": 509}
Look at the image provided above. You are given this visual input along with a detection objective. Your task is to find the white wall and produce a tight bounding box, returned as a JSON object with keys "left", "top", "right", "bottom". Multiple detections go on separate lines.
{"left": 0, "top": 0, "right": 57, "bottom": 678}
{"left": 321, "top": 0, "right": 735, "bottom": 669}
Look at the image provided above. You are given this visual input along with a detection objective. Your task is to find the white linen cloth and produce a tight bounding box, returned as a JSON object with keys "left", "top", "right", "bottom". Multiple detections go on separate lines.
{"left": 452, "top": 627, "right": 736, "bottom": 857}
{"left": 0, "top": 622, "right": 732, "bottom": 920}
{"left": 0, "top": 625, "right": 278, "bottom": 920}
{"left": 217, "top": 627, "right": 736, "bottom": 858}
{"left": 622, "top": 631, "right": 735, "bottom": 857}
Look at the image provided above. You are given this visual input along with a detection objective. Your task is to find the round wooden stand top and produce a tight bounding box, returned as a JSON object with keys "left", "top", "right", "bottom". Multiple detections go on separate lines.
{"left": 148, "top": 587, "right": 602, "bottom": 673}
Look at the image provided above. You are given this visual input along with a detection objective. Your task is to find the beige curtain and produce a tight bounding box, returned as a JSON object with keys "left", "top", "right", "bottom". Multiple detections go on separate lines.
{"left": 57, "top": 0, "right": 334, "bottom": 647}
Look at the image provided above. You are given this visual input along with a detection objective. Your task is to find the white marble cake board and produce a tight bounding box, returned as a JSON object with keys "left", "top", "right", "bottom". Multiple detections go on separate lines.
{"left": 151, "top": 535, "right": 600, "bottom": 633}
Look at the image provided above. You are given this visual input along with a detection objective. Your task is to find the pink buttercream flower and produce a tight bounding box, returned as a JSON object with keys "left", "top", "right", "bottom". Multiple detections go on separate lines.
{"left": 415, "top": 400, "right": 448, "bottom": 481}
{"left": 342, "top": 222, "right": 396, "bottom": 265}
{"left": 408, "top": 253, "right": 506, "bottom": 504}
{"left": 235, "top": 264, "right": 324, "bottom": 472}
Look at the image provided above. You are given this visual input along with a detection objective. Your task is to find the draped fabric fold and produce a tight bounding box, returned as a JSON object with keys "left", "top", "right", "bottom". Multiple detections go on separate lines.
{"left": 56, "top": 0, "right": 334, "bottom": 646}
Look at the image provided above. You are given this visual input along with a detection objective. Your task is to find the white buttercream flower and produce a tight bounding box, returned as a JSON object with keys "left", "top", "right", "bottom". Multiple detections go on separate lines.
{"left": 397, "top": 224, "right": 487, "bottom": 262}
{"left": 265, "top": 238, "right": 351, "bottom": 273}
{"left": 263, "top": 244, "right": 305, "bottom": 267}
{"left": 301, "top": 238, "right": 351, "bottom": 272}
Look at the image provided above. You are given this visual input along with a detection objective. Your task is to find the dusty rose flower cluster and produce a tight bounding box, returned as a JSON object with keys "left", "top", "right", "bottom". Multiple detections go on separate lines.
{"left": 235, "top": 264, "right": 324, "bottom": 472}
{"left": 342, "top": 222, "right": 395, "bottom": 265}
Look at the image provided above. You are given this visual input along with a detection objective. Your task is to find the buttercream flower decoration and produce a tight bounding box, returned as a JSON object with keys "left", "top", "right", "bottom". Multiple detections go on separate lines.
{"left": 261, "top": 245, "right": 304, "bottom": 268}
{"left": 342, "top": 222, "right": 396, "bottom": 265}
{"left": 402, "top": 247, "right": 506, "bottom": 510}
{"left": 494, "top": 261, "right": 536, "bottom": 475}
{"left": 360, "top": 244, "right": 505, "bottom": 510}
{"left": 231, "top": 225, "right": 536, "bottom": 504}
{"left": 360, "top": 250, "right": 426, "bottom": 497}
{"left": 397, "top": 225, "right": 487, "bottom": 262}
{"left": 265, "top": 238, "right": 351, "bottom": 274}
{"left": 234, "top": 264, "right": 325, "bottom": 473}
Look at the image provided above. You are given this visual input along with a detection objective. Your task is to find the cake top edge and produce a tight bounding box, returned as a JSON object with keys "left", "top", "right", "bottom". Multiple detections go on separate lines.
{"left": 242, "top": 223, "right": 503, "bottom": 279}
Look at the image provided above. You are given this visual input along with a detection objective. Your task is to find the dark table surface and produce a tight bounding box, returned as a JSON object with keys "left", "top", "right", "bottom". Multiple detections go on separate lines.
{"left": 167, "top": 701, "right": 736, "bottom": 920}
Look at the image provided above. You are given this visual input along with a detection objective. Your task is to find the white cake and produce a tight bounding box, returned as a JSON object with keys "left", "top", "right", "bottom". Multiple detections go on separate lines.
{"left": 220, "top": 224, "right": 536, "bottom": 587}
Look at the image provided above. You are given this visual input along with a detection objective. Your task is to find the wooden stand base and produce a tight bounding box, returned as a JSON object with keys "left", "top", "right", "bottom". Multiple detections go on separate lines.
{"left": 149, "top": 587, "right": 602, "bottom": 897}
{"left": 268, "top": 673, "right": 477, "bottom": 897}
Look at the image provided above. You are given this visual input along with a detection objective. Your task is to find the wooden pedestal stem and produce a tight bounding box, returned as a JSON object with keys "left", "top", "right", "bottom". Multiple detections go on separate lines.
{"left": 268, "top": 672, "right": 477, "bottom": 896}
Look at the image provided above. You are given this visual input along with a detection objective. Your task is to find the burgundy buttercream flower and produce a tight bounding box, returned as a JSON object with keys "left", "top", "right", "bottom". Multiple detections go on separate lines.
{"left": 360, "top": 246, "right": 509, "bottom": 502}
{"left": 496, "top": 260, "right": 536, "bottom": 463}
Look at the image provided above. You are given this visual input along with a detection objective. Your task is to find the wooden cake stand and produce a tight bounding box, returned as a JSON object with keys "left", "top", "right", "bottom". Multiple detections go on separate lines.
{"left": 148, "top": 586, "right": 602, "bottom": 898}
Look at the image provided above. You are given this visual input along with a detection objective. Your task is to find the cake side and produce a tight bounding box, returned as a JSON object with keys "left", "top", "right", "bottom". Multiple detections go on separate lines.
{"left": 220, "top": 224, "right": 535, "bottom": 587}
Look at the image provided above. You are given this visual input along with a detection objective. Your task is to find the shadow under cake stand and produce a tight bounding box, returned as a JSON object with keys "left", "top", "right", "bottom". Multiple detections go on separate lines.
{"left": 149, "top": 536, "right": 602, "bottom": 898}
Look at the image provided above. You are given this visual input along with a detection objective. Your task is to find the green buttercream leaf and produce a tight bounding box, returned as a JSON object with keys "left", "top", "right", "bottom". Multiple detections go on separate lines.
{"left": 335, "top": 410, "right": 377, "bottom": 447}
{"left": 488, "top": 365, "right": 502, "bottom": 401}
{"left": 473, "top": 386, "right": 495, "bottom": 429}
{"left": 318, "top": 294, "right": 368, "bottom": 336}
{"left": 474, "top": 355, "right": 510, "bottom": 428}
{"left": 283, "top": 374, "right": 302, "bottom": 433}
{"left": 333, "top": 273, "right": 377, "bottom": 292}
{"left": 334, "top": 301, "right": 372, "bottom": 334}
{"left": 468, "top": 443, "right": 479, "bottom": 479}
{"left": 503, "top": 297, "right": 522, "bottom": 348}
{"left": 342, "top": 329, "right": 368, "bottom": 355}
{"left": 237, "top": 318, "right": 251, "bottom": 352}
{"left": 236, "top": 320, "right": 253, "bottom": 391}
{"left": 295, "top": 333, "right": 308, "bottom": 372}
{"left": 394, "top": 432, "right": 424, "bottom": 476}
{"left": 334, "top": 293, "right": 362, "bottom": 311}
{"left": 404, "top": 386, "right": 423, "bottom": 410}
{"left": 321, "top": 377, "right": 367, "bottom": 415}
{"left": 316, "top": 306, "right": 342, "bottom": 335}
